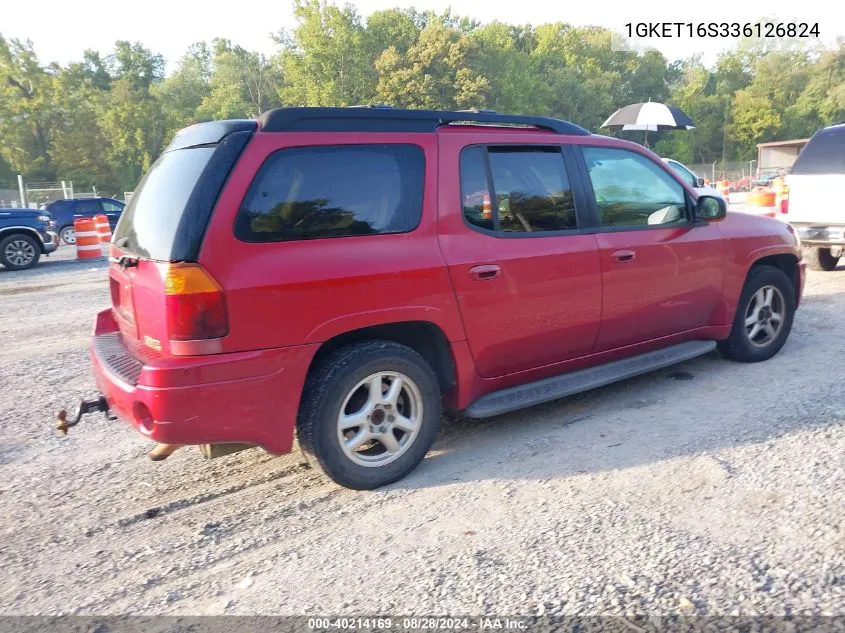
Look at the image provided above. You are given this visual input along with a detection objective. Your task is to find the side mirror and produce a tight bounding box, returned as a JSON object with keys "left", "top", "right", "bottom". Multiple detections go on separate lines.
{"left": 695, "top": 195, "right": 727, "bottom": 221}
{"left": 695, "top": 177, "right": 705, "bottom": 187}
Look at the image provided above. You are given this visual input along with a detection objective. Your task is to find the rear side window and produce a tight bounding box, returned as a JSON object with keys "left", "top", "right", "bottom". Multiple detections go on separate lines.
{"left": 791, "top": 126, "right": 845, "bottom": 175}
{"left": 235, "top": 144, "right": 425, "bottom": 242}
{"left": 460, "top": 146, "right": 577, "bottom": 234}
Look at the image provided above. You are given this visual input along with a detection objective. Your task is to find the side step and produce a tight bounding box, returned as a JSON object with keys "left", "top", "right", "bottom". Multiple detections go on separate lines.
{"left": 464, "top": 340, "right": 717, "bottom": 419}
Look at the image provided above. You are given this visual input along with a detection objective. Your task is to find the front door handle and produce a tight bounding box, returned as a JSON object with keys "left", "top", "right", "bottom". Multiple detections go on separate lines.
{"left": 611, "top": 250, "right": 636, "bottom": 263}
{"left": 469, "top": 264, "right": 501, "bottom": 280}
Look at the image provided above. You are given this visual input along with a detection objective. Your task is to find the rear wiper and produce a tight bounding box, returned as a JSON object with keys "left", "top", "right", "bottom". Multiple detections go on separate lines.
{"left": 110, "top": 237, "right": 139, "bottom": 268}
{"left": 108, "top": 254, "right": 138, "bottom": 268}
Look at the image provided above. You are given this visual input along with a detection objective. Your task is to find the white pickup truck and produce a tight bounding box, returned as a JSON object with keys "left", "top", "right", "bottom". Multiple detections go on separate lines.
{"left": 785, "top": 123, "right": 845, "bottom": 271}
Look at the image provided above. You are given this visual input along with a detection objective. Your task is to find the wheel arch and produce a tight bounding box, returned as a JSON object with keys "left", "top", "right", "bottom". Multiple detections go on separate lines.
{"left": 749, "top": 252, "right": 801, "bottom": 307}
{"left": 0, "top": 227, "right": 45, "bottom": 253}
{"left": 305, "top": 321, "right": 459, "bottom": 409}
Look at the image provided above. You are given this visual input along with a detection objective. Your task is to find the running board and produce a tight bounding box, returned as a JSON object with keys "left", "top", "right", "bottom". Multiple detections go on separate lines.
{"left": 464, "top": 340, "right": 717, "bottom": 419}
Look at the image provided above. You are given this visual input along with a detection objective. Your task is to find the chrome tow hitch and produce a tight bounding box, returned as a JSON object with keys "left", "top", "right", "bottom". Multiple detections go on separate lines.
{"left": 56, "top": 396, "right": 113, "bottom": 435}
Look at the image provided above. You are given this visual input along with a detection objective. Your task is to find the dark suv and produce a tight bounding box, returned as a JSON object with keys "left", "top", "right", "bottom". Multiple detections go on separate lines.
{"left": 61, "top": 107, "right": 805, "bottom": 490}
{"left": 0, "top": 208, "right": 59, "bottom": 270}
{"left": 42, "top": 197, "right": 125, "bottom": 245}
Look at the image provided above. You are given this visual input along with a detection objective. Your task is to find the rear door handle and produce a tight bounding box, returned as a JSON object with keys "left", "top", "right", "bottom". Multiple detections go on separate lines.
{"left": 469, "top": 264, "right": 501, "bottom": 280}
{"left": 611, "top": 250, "right": 636, "bottom": 263}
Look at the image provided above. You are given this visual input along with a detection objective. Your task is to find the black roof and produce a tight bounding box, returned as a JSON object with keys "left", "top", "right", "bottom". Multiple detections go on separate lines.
{"left": 258, "top": 106, "right": 591, "bottom": 135}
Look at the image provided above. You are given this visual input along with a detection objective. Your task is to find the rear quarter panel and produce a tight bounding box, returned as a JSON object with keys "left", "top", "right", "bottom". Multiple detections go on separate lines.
{"left": 197, "top": 131, "right": 467, "bottom": 353}
{"left": 711, "top": 212, "right": 802, "bottom": 323}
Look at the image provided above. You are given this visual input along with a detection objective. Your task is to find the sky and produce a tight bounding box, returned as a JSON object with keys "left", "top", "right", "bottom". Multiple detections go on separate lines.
{"left": 3, "top": 0, "right": 843, "bottom": 72}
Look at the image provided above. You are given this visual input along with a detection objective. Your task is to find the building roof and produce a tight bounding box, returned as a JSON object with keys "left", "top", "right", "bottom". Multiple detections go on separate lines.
{"left": 757, "top": 138, "right": 811, "bottom": 148}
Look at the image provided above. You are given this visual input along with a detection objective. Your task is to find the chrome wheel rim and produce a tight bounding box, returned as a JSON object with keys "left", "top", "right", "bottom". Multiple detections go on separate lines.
{"left": 61, "top": 227, "right": 76, "bottom": 245}
{"left": 744, "top": 285, "right": 785, "bottom": 348}
{"left": 337, "top": 371, "right": 423, "bottom": 468}
{"left": 4, "top": 239, "right": 36, "bottom": 267}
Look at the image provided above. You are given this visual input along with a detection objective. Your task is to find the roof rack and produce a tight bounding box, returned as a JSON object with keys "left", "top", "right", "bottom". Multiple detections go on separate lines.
{"left": 258, "top": 107, "right": 591, "bottom": 135}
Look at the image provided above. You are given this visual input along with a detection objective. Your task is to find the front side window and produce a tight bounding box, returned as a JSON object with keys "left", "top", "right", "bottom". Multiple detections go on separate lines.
{"left": 235, "top": 144, "right": 425, "bottom": 242}
{"left": 460, "top": 146, "right": 577, "bottom": 234}
{"left": 583, "top": 147, "right": 687, "bottom": 228}
{"left": 74, "top": 200, "right": 103, "bottom": 215}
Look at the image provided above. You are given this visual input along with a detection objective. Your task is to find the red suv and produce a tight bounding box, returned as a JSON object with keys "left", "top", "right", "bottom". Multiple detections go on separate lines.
{"left": 59, "top": 107, "right": 805, "bottom": 489}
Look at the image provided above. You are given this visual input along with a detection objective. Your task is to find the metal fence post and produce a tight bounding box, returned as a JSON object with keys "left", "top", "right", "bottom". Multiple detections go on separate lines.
{"left": 17, "top": 175, "right": 27, "bottom": 208}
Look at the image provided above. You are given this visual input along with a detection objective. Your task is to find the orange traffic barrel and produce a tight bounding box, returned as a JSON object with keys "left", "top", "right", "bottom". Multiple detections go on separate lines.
{"left": 73, "top": 218, "right": 102, "bottom": 259}
{"left": 94, "top": 214, "right": 112, "bottom": 244}
{"left": 716, "top": 180, "right": 730, "bottom": 199}
{"left": 746, "top": 188, "right": 777, "bottom": 217}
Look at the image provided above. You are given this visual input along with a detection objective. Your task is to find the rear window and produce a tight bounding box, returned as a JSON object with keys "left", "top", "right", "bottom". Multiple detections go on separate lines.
{"left": 234, "top": 144, "right": 425, "bottom": 242}
{"left": 791, "top": 125, "right": 845, "bottom": 175}
{"left": 113, "top": 147, "right": 215, "bottom": 259}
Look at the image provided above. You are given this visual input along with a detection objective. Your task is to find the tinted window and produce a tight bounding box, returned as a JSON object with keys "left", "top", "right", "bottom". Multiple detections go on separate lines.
{"left": 235, "top": 144, "right": 425, "bottom": 242}
{"left": 113, "top": 146, "right": 215, "bottom": 260}
{"left": 791, "top": 125, "right": 845, "bottom": 175}
{"left": 47, "top": 200, "right": 70, "bottom": 214}
{"left": 74, "top": 200, "right": 103, "bottom": 215}
{"left": 583, "top": 147, "right": 687, "bottom": 228}
{"left": 459, "top": 146, "right": 576, "bottom": 234}
{"left": 460, "top": 146, "right": 494, "bottom": 231}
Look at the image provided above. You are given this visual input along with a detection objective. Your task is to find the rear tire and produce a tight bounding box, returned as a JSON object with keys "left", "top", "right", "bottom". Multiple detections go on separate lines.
{"left": 717, "top": 265, "right": 795, "bottom": 363}
{"left": 802, "top": 246, "right": 839, "bottom": 271}
{"left": 297, "top": 340, "right": 442, "bottom": 490}
{"left": 60, "top": 225, "right": 76, "bottom": 245}
{"left": 0, "top": 234, "right": 41, "bottom": 271}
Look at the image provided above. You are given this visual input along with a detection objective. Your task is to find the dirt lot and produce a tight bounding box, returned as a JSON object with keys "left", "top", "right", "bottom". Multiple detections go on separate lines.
{"left": 1, "top": 247, "right": 843, "bottom": 617}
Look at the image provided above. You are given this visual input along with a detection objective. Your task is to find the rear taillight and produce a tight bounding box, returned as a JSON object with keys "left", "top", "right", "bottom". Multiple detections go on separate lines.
{"left": 163, "top": 264, "right": 228, "bottom": 341}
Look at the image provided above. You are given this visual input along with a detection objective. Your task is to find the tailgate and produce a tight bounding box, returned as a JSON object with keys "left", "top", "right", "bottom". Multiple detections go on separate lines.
{"left": 108, "top": 253, "right": 169, "bottom": 355}
{"left": 786, "top": 174, "right": 845, "bottom": 225}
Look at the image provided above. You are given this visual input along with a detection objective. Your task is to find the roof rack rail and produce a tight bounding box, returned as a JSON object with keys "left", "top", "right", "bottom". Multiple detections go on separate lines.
{"left": 258, "top": 106, "right": 591, "bottom": 135}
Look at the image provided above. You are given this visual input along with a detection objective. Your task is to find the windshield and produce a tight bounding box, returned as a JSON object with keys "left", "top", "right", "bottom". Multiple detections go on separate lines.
{"left": 112, "top": 146, "right": 216, "bottom": 260}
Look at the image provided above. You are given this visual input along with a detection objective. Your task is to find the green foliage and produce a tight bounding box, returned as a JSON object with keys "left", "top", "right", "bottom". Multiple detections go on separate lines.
{"left": 2, "top": 11, "right": 845, "bottom": 194}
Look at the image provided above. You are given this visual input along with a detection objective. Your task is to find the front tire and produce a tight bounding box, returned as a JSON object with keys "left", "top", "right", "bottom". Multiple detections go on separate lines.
{"left": 0, "top": 234, "right": 41, "bottom": 271}
{"left": 802, "top": 246, "right": 840, "bottom": 271}
{"left": 297, "top": 341, "right": 442, "bottom": 490}
{"left": 717, "top": 265, "right": 795, "bottom": 363}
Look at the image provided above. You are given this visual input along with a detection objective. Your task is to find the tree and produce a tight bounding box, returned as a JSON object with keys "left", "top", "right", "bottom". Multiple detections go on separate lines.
{"left": 375, "top": 15, "right": 490, "bottom": 109}
{"left": 0, "top": 36, "right": 58, "bottom": 178}
{"left": 278, "top": 0, "right": 374, "bottom": 106}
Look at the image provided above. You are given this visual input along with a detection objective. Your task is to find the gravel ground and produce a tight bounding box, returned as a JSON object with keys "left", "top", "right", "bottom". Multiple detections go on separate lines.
{"left": 0, "top": 246, "right": 843, "bottom": 618}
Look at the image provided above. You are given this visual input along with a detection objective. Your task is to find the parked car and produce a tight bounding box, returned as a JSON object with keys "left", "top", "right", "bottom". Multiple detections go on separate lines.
{"left": 662, "top": 158, "right": 724, "bottom": 199}
{"left": 784, "top": 122, "right": 845, "bottom": 271}
{"left": 42, "top": 197, "right": 125, "bottom": 245}
{"left": 59, "top": 107, "right": 805, "bottom": 490}
{"left": 0, "top": 208, "right": 59, "bottom": 270}
{"left": 753, "top": 172, "right": 784, "bottom": 188}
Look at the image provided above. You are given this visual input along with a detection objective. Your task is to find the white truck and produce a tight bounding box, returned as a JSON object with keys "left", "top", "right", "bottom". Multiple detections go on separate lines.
{"left": 785, "top": 123, "right": 845, "bottom": 271}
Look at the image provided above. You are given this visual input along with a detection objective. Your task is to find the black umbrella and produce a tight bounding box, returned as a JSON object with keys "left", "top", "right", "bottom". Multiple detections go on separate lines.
{"left": 602, "top": 102, "right": 695, "bottom": 148}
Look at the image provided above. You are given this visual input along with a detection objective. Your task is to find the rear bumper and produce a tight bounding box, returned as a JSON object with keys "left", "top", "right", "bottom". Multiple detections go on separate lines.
{"left": 90, "top": 309, "right": 318, "bottom": 454}
{"left": 791, "top": 224, "right": 845, "bottom": 246}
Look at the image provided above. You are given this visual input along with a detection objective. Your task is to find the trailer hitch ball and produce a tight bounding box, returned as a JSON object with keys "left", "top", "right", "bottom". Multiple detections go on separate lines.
{"left": 55, "top": 396, "right": 110, "bottom": 435}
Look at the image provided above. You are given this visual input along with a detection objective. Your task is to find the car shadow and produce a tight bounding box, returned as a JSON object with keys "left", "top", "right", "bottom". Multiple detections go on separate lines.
{"left": 388, "top": 314, "right": 842, "bottom": 491}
